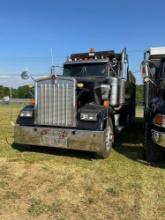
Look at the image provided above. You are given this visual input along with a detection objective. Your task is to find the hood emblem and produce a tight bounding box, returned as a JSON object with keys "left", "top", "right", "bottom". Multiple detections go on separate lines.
{"left": 51, "top": 74, "right": 57, "bottom": 84}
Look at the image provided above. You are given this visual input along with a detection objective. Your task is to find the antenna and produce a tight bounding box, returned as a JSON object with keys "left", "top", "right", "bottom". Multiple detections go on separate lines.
{"left": 50, "top": 48, "right": 54, "bottom": 65}
{"left": 50, "top": 48, "right": 55, "bottom": 75}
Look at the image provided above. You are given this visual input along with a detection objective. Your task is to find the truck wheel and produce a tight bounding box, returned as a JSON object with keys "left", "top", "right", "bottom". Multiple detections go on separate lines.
{"left": 144, "top": 122, "right": 161, "bottom": 162}
{"left": 95, "top": 118, "right": 114, "bottom": 159}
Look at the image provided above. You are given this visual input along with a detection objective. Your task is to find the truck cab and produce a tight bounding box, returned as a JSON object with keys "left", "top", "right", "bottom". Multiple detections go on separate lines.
{"left": 14, "top": 48, "right": 136, "bottom": 158}
{"left": 142, "top": 47, "right": 165, "bottom": 162}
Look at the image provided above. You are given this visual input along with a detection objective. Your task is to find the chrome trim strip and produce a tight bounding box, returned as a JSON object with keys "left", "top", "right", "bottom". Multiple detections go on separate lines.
{"left": 35, "top": 76, "right": 77, "bottom": 83}
{"left": 94, "top": 84, "right": 111, "bottom": 89}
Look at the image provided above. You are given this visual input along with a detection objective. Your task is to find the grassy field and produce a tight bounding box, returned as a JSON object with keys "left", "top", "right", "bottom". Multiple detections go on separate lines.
{"left": 0, "top": 104, "right": 165, "bottom": 220}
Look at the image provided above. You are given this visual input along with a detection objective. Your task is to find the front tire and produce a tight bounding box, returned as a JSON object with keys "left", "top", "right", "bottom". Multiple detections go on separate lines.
{"left": 95, "top": 117, "right": 114, "bottom": 159}
{"left": 144, "top": 122, "right": 162, "bottom": 162}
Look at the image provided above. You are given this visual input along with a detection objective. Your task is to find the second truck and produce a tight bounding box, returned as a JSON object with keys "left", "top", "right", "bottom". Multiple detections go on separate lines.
{"left": 14, "top": 48, "right": 136, "bottom": 158}
{"left": 142, "top": 47, "right": 165, "bottom": 162}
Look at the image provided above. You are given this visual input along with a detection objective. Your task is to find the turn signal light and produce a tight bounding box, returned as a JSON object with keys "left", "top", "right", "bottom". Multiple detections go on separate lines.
{"left": 31, "top": 99, "right": 35, "bottom": 105}
{"left": 90, "top": 48, "right": 95, "bottom": 53}
{"left": 153, "top": 114, "right": 164, "bottom": 126}
{"left": 103, "top": 100, "right": 110, "bottom": 108}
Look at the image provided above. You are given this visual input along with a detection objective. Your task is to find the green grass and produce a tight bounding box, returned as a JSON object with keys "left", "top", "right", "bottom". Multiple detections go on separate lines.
{"left": 0, "top": 104, "right": 165, "bottom": 219}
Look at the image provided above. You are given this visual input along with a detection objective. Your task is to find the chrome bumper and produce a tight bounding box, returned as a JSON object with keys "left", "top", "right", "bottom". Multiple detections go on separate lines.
{"left": 14, "top": 124, "right": 104, "bottom": 152}
{"left": 151, "top": 129, "right": 165, "bottom": 148}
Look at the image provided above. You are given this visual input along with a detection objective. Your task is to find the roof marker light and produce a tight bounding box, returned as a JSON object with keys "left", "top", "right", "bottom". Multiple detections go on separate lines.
{"left": 90, "top": 48, "right": 95, "bottom": 53}
{"left": 89, "top": 48, "right": 95, "bottom": 56}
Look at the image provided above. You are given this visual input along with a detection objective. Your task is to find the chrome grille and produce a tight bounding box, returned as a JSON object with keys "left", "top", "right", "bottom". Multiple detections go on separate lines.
{"left": 35, "top": 77, "right": 76, "bottom": 127}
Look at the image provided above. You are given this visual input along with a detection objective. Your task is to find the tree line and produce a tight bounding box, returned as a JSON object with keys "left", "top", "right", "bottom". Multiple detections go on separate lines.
{"left": 0, "top": 84, "right": 144, "bottom": 102}
{"left": 0, "top": 85, "right": 32, "bottom": 98}
{"left": 136, "top": 84, "right": 143, "bottom": 104}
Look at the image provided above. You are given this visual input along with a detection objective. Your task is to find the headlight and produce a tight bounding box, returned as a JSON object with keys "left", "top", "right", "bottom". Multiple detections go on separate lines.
{"left": 20, "top": 110, "right": 33, "bottom": 118}
{"left": 80, "top": 113, "right": 97, "bottom": 121}
{"left": 153, "top": 114, "right": 165, "bottom": 127}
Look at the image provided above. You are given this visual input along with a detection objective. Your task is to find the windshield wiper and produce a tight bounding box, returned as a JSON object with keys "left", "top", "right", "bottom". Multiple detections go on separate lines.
{"left": 77, "top": 66, "right": 88, "bottom": 76}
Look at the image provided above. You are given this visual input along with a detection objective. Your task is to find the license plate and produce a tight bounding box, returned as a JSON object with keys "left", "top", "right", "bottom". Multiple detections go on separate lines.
{"left": 41, "top": 131, "right": 68, "bottom": 148}
{"left": 54, "top": 136, "right": 68, "bottom": 148}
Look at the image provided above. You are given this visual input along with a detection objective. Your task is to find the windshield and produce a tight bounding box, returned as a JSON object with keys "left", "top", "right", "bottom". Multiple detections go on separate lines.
{"left": 63, "top": 63, "right": 107, "bottom": 77}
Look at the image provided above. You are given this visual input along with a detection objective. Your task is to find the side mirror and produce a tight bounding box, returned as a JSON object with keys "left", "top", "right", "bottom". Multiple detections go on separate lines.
{"left": 21, "top": 70, "right": 30, "bottom": 80}
{"left": 112, "top": 58, "right": 118, "bottom": 67}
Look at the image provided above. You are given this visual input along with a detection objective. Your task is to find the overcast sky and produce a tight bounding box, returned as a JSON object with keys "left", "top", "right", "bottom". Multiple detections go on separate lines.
{"left": 0, "top": 0, "right": 165, "bottom": 87}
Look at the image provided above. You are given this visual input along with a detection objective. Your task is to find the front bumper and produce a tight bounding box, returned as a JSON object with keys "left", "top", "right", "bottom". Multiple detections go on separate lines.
{"left": 151, "top": 129, "right": 165, "bottom": 148}
{"left": 14, "top": 124, "right": 104, "bottom": 152}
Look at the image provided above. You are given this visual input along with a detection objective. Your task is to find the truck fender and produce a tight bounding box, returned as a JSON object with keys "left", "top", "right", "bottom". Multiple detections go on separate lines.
{"left": 102, "top": 106, "right": 115, "bottom": 131}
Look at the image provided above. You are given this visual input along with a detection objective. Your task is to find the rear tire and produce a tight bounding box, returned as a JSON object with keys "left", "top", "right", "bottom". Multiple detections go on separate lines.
{"left": 144, "top": 122, "right": 162, "bottom": 162}
{"left": 95, "top": 117, "right": 114, "bottom": 159}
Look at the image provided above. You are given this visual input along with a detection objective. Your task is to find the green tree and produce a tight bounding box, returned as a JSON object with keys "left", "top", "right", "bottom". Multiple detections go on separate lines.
{"left": 17, "top": 85, "right": 33, "bottom": 98}
{"left": 136, "top": 85, "right": 143, "bottom": 104}
{"left": 0, "top": 86, "right": 10, "bottom": 98}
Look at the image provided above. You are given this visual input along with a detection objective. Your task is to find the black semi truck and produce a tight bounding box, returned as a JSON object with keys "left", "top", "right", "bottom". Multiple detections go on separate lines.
{"left": 14, "top": 48, "right": 136, "bottom": 158}
{"left": 142, "top": 47, "right": 165, "bottom": 162}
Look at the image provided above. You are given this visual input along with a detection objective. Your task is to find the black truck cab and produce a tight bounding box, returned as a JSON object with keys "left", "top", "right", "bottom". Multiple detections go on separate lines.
{"left": 142, "top": 47, "right": 165, "bottom": 162}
